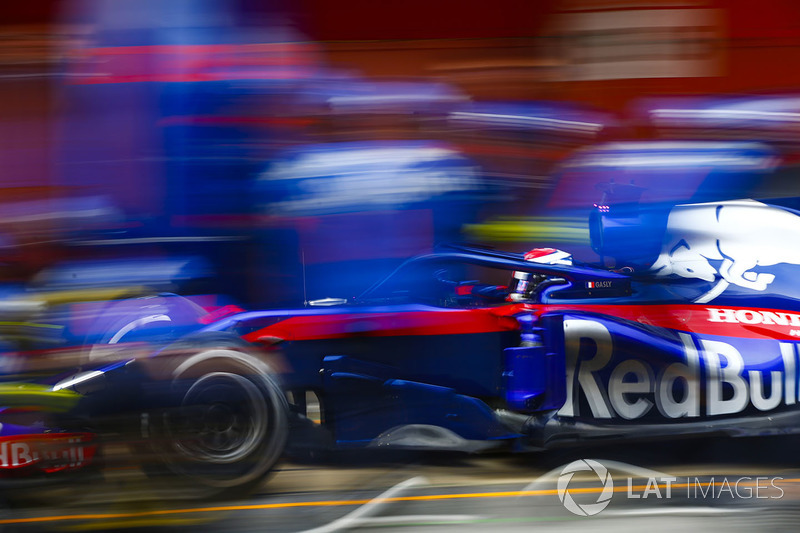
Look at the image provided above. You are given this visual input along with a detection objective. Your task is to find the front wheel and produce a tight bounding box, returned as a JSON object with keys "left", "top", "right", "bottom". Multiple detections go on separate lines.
{"left": 145, "top": 348, "right": 289, "bottom": 498}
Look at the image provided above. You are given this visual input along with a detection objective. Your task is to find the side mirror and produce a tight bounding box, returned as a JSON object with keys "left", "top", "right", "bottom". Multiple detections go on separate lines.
{"left": 308, "top": 297, "right": 348, "bottom": 307}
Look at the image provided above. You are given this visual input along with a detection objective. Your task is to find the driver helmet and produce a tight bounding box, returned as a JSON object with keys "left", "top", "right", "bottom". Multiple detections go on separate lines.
{"left": 508, "top": 248, "right": 573, "bottom": 301}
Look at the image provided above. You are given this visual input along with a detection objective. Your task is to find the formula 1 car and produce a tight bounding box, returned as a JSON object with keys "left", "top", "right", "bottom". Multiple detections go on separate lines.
{"left": 5, "top": 197, "right": 800, "bottom": 499}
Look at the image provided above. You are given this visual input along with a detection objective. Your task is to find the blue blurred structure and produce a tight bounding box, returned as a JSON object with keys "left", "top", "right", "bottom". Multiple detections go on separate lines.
{"left": 50, "top": 1, "right": 491, "bottom": 307}
{"left": 633, "top": 94, "right": 800, "bottom": 147}
{"left": 254, "top": 141, "right": 484, "bottom": 304}
{"left": 631, "top": 94, "right": 800, "bottom": 205}
{"left": 58, "top": 0, "right": 319, "bottom": 232}
{"left": 552, "top": 141, "right": 779, "bottom": 209}
{"left": 447, "top": 100, "right": 617, "bottom": 216}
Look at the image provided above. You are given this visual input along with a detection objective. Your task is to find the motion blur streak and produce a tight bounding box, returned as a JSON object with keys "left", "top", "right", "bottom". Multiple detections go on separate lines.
{"left": 2, "top": 478, "right": 798, "bottom": 527}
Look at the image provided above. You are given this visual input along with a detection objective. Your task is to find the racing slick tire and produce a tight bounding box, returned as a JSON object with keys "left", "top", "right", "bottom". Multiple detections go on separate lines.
{"left": 141, "top": 334, "right": 289, "bottom": 499}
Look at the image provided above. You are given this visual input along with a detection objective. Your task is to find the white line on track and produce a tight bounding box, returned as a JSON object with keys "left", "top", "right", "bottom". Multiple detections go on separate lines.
{"left": 298, "top": 476, "right": 483, "bottom": 533}
{"left": 299, "top": 476, "right": 428, "bottom": 533}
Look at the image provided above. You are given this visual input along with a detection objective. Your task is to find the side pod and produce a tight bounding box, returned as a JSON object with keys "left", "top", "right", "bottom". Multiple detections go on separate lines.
{"left": 504, "top": 314, "right": 566, "bottom": 412}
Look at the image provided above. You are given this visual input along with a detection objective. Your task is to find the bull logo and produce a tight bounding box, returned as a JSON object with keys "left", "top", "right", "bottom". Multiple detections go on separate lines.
{"left": 650, "top": 199, "right": 800, "bottom": 303}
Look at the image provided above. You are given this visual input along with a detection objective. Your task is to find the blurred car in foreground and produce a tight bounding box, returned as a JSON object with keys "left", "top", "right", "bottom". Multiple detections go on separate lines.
{"left": 4, "top": 195, "right": 800, "bottom": 501}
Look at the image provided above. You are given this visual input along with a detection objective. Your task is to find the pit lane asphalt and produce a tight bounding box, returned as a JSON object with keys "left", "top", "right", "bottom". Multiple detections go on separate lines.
{"left": 4, "top": 436, "right": 800, "bottom": 532}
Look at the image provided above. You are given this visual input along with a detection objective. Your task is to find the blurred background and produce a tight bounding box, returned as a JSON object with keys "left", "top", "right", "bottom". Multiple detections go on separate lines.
{"left": 2, "top": 0, "right": 800, "bottom": 307}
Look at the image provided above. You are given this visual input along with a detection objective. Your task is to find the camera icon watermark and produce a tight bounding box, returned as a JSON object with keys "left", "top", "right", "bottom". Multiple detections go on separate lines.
{"left": 557, "top": 459, "right": 614, "bottom": 516}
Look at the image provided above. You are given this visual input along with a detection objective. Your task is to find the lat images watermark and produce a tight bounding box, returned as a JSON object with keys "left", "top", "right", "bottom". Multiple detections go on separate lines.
{"left": 554, "top": 459, "right": 785, "bottom": 517}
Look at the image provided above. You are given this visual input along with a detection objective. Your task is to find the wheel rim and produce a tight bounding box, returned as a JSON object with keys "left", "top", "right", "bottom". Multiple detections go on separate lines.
{"left": 171, "top": 372, "right": 269, "bottom": 464}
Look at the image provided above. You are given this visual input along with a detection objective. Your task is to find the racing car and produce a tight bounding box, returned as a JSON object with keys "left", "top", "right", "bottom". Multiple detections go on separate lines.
{"left": 4, "top": 196, "right": 800, "bottom": 500}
